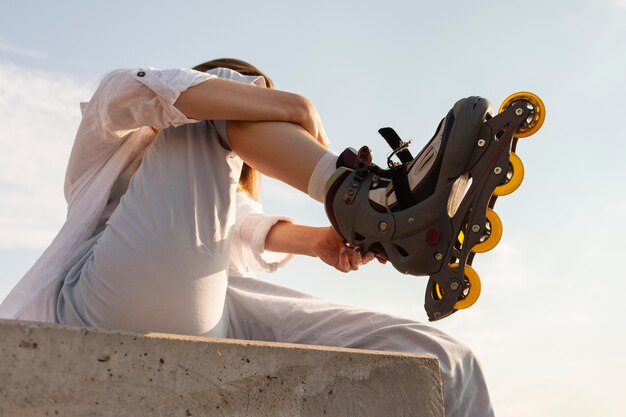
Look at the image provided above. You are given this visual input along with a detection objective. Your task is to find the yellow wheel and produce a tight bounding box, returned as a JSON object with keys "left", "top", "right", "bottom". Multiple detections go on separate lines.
{"left": 493, "top": 152, "right": 525, "bottom": 196}
{"left": 433, "top": 264, "right": 482, "bottom": 310}
{"left": 451, "top": 264, "right": 481, "bottom": 310}
{"left": 472, "top": 209, "right": 503, "bottom": 253}
{"left": 457, "top": 209, "right": 503, "bottom": 252}
{"left": 435, "top": 280, "right": 444, "bottom": 301}
{"left": 499, "top": 91, "right": 546, "bottom": 138}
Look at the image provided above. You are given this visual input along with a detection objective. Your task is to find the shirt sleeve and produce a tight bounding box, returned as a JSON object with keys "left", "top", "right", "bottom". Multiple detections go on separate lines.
{"left": 64, "top": 67, "right": 264, "bottom": 200}
{"left": 85, "top": 67, "right": 216, "bottom": 143}
{"left": 233, "top": 193, "right": 295, "bottom": 273}
{"left": 64, "top": 68, "right": 216, "bottom": 199}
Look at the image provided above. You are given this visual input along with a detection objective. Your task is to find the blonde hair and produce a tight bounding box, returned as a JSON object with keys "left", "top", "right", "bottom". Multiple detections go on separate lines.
{"left": 236, "top": 163, "right": 260, "bottom": 201}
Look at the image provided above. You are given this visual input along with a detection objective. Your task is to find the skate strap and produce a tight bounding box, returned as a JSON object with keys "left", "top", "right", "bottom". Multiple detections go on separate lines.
{"left": 378, "top": 127, "right": 414, "bottom": 164}
{"left": 389, "top": 166, "right": 417, "bottom": 207}
{"left": 336, "top": 147, "right": 358, "bottom": 169}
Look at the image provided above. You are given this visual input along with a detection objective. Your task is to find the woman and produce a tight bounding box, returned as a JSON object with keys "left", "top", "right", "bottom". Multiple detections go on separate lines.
{"left": 0, "top": 59, "right": 494, "bottom": 417}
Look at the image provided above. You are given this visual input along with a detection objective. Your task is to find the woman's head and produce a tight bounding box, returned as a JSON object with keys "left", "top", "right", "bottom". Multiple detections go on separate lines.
{"left": 193, "top": 58, "right": 274, "bottom": 89}
{"left": 194, "top": 58, "right": 271, "bottom": 201}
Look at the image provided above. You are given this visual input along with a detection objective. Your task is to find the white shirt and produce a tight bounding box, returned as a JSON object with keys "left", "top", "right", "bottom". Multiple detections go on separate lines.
{"left": 0, "top": 67, "right": 292, "bottom": 322}
{"left": 230, "top": 192, "right": 294, "bottom": 278}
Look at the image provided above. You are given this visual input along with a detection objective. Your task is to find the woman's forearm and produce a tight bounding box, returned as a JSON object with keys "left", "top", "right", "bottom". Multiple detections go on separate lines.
{"left": 265, "top": 222, "right": 369, "bottom": 273}
{"left": 264, "top": 222, "right": 325, "bottom": 257}
{"left": 174, "top": 77, "right": 309, "bottom": 124}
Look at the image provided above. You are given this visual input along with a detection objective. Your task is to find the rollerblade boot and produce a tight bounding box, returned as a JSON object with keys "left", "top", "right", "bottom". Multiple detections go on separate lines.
{"left": 325, "top": 92, "right": 546, "bottom": 321}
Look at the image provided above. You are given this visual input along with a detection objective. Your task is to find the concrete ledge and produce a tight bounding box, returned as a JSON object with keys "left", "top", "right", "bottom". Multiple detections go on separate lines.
{"left": 0, "top": 319, "right": 444, "bottom": 417}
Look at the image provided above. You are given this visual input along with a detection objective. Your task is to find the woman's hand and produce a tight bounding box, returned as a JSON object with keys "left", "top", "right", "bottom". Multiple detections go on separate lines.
{"left": 265, "top": 223, "right": 378, "bottom": 273}
{"left": 311, "top": 227, "right": 375, "bottom": 273}
{"left": 292, "top": 96, "right": 329, "bottom": 148}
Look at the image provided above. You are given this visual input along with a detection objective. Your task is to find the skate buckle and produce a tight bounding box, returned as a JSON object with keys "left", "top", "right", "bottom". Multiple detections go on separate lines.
{"left": 343, "top": 146, "right": 373, "bottom": 204}
{"left": 387, "top": 139, "right": 413, "bottom": 168}
{"left": 354, "top": 146, "right": 373, "bottom": 179}
{"left": 343, "top": 181, "right": 360, "bottom": 204}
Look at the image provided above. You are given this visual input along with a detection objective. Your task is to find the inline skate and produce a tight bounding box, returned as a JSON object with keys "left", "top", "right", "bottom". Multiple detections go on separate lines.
{"left": 324, "top": 92, "right": 546, "bottom": 321}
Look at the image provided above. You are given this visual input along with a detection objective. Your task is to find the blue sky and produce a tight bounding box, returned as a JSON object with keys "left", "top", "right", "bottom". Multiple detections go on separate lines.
{"left": 1, "top": 1, "right": 625, "bottom": 415}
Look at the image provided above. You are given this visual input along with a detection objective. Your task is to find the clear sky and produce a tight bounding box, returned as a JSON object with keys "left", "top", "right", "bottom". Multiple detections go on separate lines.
{"left": 1, "top": 1, "right": 625, "bottom": 416}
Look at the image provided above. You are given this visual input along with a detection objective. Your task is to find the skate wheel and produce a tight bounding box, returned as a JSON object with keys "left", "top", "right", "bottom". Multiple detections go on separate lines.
{"left": 452, "top": 264, "right": 481, "bottom": 310}
{"left": 493, "top": 153, "right": 524, "bottom": 196}
{"left": 472, "top": 209, "right": 503, "bottom": 253}
{"left": 433, "top": 264, "right": 481, "bottom": 310}
{"left": 499, "top": 91, "right": 546, "bottom": 138}
{"left": 434, "top": 280, "right": 444, "bottom": 301}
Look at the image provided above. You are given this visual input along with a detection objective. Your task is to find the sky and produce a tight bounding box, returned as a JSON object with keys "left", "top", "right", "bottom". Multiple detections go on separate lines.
{"left": 1, "top": 0, "right": 625, "bottom": 415}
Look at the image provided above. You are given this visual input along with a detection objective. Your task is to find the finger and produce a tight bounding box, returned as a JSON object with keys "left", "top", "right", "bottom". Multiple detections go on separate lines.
{"left": 347, "top": 251, "right": 362, "bottom": 270}
{"left": 362, "top": 251, "right": 375, "bottom": 264}
{"left": 316, "top": 134, "right": 329, "bottom": 148}
{"left": 318, "top": 129, "right": 330, "bottom": 148}
{"left": 338, "top": 247, "right": 350, "bottom": 273}
{"left": 314, "top": 120, "right": 329, "bottom": 148}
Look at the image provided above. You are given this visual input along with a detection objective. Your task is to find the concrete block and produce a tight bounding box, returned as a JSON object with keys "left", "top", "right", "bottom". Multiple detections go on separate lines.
{"left": 0, "top": 319, "right": 444, "bottom": 417}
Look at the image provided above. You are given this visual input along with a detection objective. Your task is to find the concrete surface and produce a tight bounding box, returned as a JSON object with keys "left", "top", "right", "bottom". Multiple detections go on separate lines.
{"left": 0, "top": 319, "right": 444, "bottom": 417}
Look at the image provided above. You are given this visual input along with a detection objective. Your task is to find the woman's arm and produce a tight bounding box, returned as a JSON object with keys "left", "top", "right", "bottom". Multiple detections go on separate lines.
{"left": 174, "top": 77, "right": 328, "bottom": 147}
{"left": 85, "top": 68, "right": 326, "bottom": 146}
{"left": 264, "top": 222, "right": 374, "bottom": 273}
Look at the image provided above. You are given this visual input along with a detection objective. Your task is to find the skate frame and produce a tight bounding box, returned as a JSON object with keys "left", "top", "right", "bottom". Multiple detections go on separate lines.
{"left": 425, "top": 102, "right": 532, "bottom": 321}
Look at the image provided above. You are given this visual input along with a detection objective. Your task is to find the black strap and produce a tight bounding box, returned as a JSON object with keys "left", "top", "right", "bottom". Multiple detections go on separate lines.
{"left": 389, "top": 166, "right": 416, "bottom": 208}
{"left": 378, "top": 127, "right": 413, "bottom": 164}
